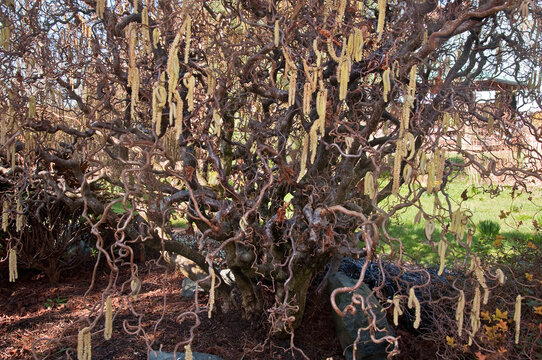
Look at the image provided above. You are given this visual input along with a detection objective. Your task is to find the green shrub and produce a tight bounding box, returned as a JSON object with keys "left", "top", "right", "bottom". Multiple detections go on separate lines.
{"left": 477, "top": 220, "right": 501, "bottom": 241}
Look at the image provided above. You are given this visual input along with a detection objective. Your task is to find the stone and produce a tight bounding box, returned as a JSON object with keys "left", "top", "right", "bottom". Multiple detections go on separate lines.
{"left": 328, "top": 272, "right": 394, "bottom": 360}
{"left": 148, "top": 350, "right": 223, "bottom": 360}
{"left": 181, "top": 277, "right": 202, "bottom": 298}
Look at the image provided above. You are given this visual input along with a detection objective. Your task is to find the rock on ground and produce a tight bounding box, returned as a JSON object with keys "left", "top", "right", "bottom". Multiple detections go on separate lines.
{"left": 328, "top": 271, "right": 394, "bottom": 360}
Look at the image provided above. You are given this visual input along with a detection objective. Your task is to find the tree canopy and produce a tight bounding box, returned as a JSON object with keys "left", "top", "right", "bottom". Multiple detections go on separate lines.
{"left": 1, "top": 0, "right": 541, "bottom": 358}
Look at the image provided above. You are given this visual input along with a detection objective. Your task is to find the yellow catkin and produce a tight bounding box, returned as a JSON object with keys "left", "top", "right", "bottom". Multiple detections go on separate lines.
{"left": 77, "top": 327, "right": 91, "bottom": 360}
{"left": 392, "top": 294, "right": 403, "bottom": 326}
{"left": 419, "top": 151, "right": 426, "bottom": 174}
{"left": 377, "top": 0, "right": 386, "bottom": 41}
{"left": 346, "top": 32, "right": 354, "bottom": 59}
{"left": 471, "top": 256, "right": 489, "bottom": 305}
{"left": 437, "top": 238, "right": 447, "bottom": 276}
{"left": 274, "top": 20, "right": 280, "bottom": 47}
{"left": 184, "top": 74, "right": 195, "bottom": 112}
{"left": 337, "top": 0, "right": 346, "bottom": 24}
{"left": 153, "top": 28, "right": 161, "bottom": 48}
{"left": 130, "top": 67, "right": 140, "bottom": 121}
{"left": 303, "top": 82, "right": 312, "bottom": 115}
{"left": 422, "top": 29, "right": 428, "bottom": 46}
{"left": 152, "top": 81, "right": 167, "bottom": 131}
{"left": 408, "top": 65, "right": 417, "bottom": 104}
{"left": 426, "top": 159, "right": 435, "bottom": 193}
{"left": 392, "top": 139, "right": 403, "bottom": 196}
{"left": 2, "top": 201, "right": 9, "bottom": 231}
{"left": 297, "top": 133, "right": 309, "bottom": 182}
{"left": 96, "top": 0, "right": 105, "bottom": 18}
{"left": 167, "top": 32, "right": 181, "bottom": 103}
{"left": 132, "top": 0, "right": 138, "bottom": 12}
{"left": 127, "top": 23, "right": 136, "bottom": 74}
{"left": 326, "top": 37, "right": 341, "bottom": 63}
{"left": 288, "top": 71, "right": 297, "bottom": 106}
{"left": 354, "top": 28, "right": 364, "bottom": 61}
{"left": 185, "top": 344, "right": 193, "bottom": 360}
{"left": 313, "top": 38, "right": 322, "bottom": 68}
{"left": 316, "top": 84, "right": 327, "bottom": 135}
{"left": 208, "top": 268, "right": 216, "bottom": 318}
{"left": 141, "top": 7, "right": 151, "bottom": 54}
{"left": 469, "top": 287, "right": 481, "bottom": 345}
{"left": 174, "top": 91, "right": 183, "bottom": 139}
{"left": 207, "top": 70, "right": 216, "bottom": 96}
{"left": 402, "top": 164, "right": 412, "bottom": 183}
{"left": 382, "top": 68, "right": 391, "bottom": 102}
{"left": 309, "top": 122, "right": 318, "bottom": 163}
{"left": 408, "top": 288, "right": 421, "bottom": 329}
{"left": 495, "top": 268, "right": 505, "bottom": 285}
{"left": 456, "top": 290, "right": 465, "bottom": 336}
{"left": 28, "top": 95, "right": 36, "bottom": 118}
{"left": 9, "top": 248, "right": 18, "bottom": 282}
{"left": 213, "top": 110, "right": 221, "bottom": 138}
{"left": 10, "top": 142, "right": 16, "bottom": 171}
{"left": 364, "top": 171, "right": 375, "bottom": 199}
{"left": 184, "top": 15, "right": 191, "bottom": 63}
{"left": 15, "top": 197, "right": 23, "bottom": 232}
{"left": 104, "top": 296, "right": 112, "bottom": 340}
{"left": 514, "top": 294, "right": 522, "bottom": 344}
{"left": 339, "top": 58, "right": 351, "bottom": 100}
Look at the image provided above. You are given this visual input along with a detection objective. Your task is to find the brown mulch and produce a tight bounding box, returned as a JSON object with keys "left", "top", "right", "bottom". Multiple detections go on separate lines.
{"left": 1, "top": 259, "right": 439, "bottom": 360}
{"left": 0, "top": 260, "right": 345, "bottom": 360}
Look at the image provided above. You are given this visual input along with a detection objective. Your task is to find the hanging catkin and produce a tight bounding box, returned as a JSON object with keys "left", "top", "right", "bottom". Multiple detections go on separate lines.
{"left": 184, "top": 73, "right": 195, "bottom": 112}
{"left": 174, "top": 91, "right": 183, "bottom": 139}
{"left": 392, "top": 139, "right": 403, "bottom": 196}
{"left": 392, "top": 294, "right": 403, "bottom": 326}
{"left": 9, "top": 248, "right": 18, "bottom": 282}
{"left": 338, "top": 57, "right": 351, "bottom": 100}
{"left": 104, "top": 296, "right": 113, "bottom": 340}
{"left": 167, "top": 30, "right": 181, "bottom": 103}
{"left": 208, "top": 268, "right": 216, "bottom": 318}
{"left": 364, "top": 171, "right": 375, "bottom": 199}
{"left": 15, "top": 197, "right": 23, "bottom": 232}
{"left": 408, "top": 65, "right": 417, "bottom": 104}
{"left": 297, "top": 133, "right": 309, "bottom": 182}
{"left": 2, "top": 201, "right": 8, "bottom": 231}
{"left": 77, "top": 327, "right": 91, "bottom": 360}
{"left": 28, "top": 95, "right": 36, "bottom": 118}
{"left": 309, "top": 122, "right": 318, "bottom": 163}
{"left": 382, "top": 68, "right": 391, "bottom": 102}
{"left": 274, "top": 20, "right": 280, "bottom": 47}
{"left": 377, "top": 0, "right": 386, "bottom": 41}
{"left": 354, "top": 28, "right": 364, "bottom": 61}
{"left": 303, "top": 82, "right": 312, "bottom": 115}
{"left": 130, "top": 67, "right": 140, "bottom": 121}
{"left": 437, "top": 238, "right": 447, "bottom": 276}
{"left": 141, "top": 7, "right": 151, "bottom": 54}
{"left": 288, "top": 71, "right": 297, "bottom": 106}
{"left": 184, "top": 15, "right": 191, "bottom": 63}
{"left": 96, "top": 0, "right": 105, "bottom": 18}
{"left": 456, "top": 290, "right": 465, "bottom": 336}
{"left": 514, "top": 294, "right": 522, "bottom": 344}
{"left": 408, "top": 288, "right": 421, "bottom": 329}
{"left": 469, "top": 287, "right": 481, "bottom": 345}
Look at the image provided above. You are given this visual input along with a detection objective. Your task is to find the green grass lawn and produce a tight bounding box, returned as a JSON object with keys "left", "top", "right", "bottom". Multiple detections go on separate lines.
{"left": 381, "top": 174, "right": 542, "bottom": 265}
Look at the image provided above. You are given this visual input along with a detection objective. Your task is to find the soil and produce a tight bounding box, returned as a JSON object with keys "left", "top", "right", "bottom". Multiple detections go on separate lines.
{"left": 0, "top": 260, "right": 436, "bottom": 360}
